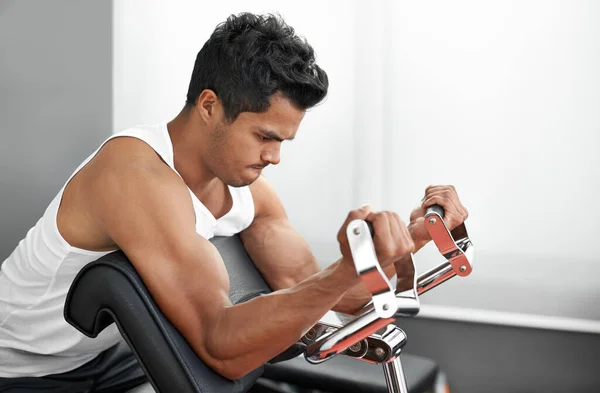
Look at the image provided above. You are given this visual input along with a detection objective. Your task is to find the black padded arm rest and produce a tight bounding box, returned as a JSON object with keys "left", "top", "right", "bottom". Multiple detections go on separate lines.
{"left": 64, "top": 235, "right": 271, "bottom": 393}
{"left": 263, "top": 353, "right": 439, "bottom": 393}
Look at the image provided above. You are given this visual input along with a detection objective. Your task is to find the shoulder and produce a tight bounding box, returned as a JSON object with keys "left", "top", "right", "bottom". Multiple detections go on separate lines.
{"left": 82, "top": 136, "right": 194, "bottom": 223}
{"left": 247, "top": 175, "right": 287, "bottom": 220}
{"left": 94, "top": 135, "right": 166, "bottom": 169}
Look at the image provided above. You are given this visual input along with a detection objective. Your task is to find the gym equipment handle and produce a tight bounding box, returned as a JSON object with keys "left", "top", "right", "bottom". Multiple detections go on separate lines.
{"left": 425, "top": 204, "right": 444, "bottom": 219}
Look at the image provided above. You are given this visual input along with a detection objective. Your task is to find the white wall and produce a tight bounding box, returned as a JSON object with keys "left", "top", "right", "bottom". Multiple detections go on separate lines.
{"left": 113, "top": 1, "right": 600, "bottom": 329}
{"left": 383, "top": 0, "right": 600, "bottom": 328}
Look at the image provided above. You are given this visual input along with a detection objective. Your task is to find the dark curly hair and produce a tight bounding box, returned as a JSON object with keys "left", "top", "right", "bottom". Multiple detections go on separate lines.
{"left": 185, "top": 12, "right": 329, "bottom": 121}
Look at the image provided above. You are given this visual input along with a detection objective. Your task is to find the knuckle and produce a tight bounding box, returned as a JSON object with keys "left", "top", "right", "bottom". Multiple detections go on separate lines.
{"left": 347, "top": 211, "right": 363, "bottom": 222}
{"left": 394, "top": 244, "right": 404, "bottom": 257}
{"left": 383, "top": 244, "right": 395, "bottom": 258}
{"left": 404, "top": 240, "right": 415, "bottom": 253}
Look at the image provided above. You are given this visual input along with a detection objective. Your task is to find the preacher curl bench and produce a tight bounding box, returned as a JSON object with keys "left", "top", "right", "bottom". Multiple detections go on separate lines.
{"left": 64, "top": 205, "right": 474, "bottom": 393}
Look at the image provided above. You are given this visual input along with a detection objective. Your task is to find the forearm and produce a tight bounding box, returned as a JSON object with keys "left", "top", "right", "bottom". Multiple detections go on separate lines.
{"left": 204, "top": 258, "right": 360, "bottom": 379}
{"left": 331, "top": 264, "right": 396, "bottom": 314}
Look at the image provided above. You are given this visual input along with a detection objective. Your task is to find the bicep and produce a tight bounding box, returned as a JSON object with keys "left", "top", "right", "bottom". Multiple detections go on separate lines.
{"left": 241, "top": 176, "right": 320, "bottom": 290}
{"left": 86, "top": 154, "right": 232, "bottom": 363}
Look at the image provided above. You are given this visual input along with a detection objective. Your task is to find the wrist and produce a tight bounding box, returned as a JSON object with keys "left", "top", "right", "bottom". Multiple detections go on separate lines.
{"left": 337, "top": 256, "right": 361, "bottom": 286}
{"left": 408, "top": 224, "right": 430, "bottom": 253}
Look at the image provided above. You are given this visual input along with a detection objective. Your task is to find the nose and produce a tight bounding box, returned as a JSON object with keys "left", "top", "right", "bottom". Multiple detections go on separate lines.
{"left": 261, "top": 143, "right": 281, "bottom": 166}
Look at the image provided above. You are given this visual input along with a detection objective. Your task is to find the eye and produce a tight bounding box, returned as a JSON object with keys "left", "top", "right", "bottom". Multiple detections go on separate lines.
{"left": 257, "top": 134, "right": 272, "bottom": 142}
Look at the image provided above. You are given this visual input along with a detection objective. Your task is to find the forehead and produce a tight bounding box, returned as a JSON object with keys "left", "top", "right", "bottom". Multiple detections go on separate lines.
{"left": 235, "top": 93, "right": 305, "bottom": 137}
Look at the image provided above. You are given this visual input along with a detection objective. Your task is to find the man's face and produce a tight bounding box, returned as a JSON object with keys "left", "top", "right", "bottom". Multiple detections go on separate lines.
{"left": 204, "top": 93, "right": 305, "bottom": 187}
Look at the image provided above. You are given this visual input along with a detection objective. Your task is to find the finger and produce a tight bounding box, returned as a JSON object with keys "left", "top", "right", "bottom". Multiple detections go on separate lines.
{"left": 422, "top": 186, "right": 455, "bottom": 201}
{"left": 422, "top": 189, "right": 461, "bottom": 215}
{"left": 359, "top": 203, "right": 372, "bottom": 216}
{"left": 385, "top": 212, "right": 414, "bottom": 258}
{"left": 423, "top": 185, "right": 459, "bottom": 203}
{"left": 396, "top": 216, "right": 414, "bottom": 255}
{"left": 422, "top": 195, "right": 464, "bottom": 229}
{"left": 367, "top": 212, "right": 393, "bottom": 255}
{"left": 337, "top": 205, "right": 374, "bottom": 243}
{"left": 422, "top": 194, "right": 456, "bottom": 221}
{"left": 389, "top": 212, "right": 408, "bottom": 254}
{"left": 388, "top": 212, "right": 402, "bottom": 242}
{"left": 423, "top": 185, "right": 451, "bottom": 199}
{"left": 346, "top": 204, "right": 373, "bottom": 222}
{"left": 421, "top": 189, "right": 446, "bottom": 205}
{"left": 446, "top": 190, "right": 468, "bottom": 221}
{"left": 422, "top": 193, "right": 452, "bottom": 211}
{"left": 424, "top": 186, "right": 469, "bottom": 223}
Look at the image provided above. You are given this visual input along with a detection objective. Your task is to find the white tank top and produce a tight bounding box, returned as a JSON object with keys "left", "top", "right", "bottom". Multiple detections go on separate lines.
{"left": 0, "top": 123, "right": 255, "bottom": 378}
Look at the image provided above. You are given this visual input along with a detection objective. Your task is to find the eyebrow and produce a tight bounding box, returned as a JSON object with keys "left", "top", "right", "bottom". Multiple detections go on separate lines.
{"left": 259, "top": 128, "right": 295, "bottom": 142}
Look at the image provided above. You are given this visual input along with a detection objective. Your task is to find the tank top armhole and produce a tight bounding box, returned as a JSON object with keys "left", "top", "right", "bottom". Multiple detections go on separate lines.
{"left": 242, "top": 186, "right": 256, "bottom": 230}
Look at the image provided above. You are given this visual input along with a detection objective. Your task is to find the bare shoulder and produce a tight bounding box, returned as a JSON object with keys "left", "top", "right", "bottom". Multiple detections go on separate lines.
{"left": 73, "top": 136, "right": 196, "bottom": 251}
{"left": 89, "top": 136, "right": 172, "bottom": 172}
{"left": 58, "top": 136, "right": 193, "bottom": 251}
{"left": 79, "top": 136, "right": 191, "bottom": 209}
{"left": 248, "top": 175, "right": 287, "bottom": 220}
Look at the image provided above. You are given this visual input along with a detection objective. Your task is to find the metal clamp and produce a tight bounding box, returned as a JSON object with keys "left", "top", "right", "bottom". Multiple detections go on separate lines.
{"left": 415, "top": 206, "right": 475, "bottom": 295}
{"left": 424, "top": 207, "right": 473, "bottom": 277}
{"left": 346, "top": 219, "right": 398, "bottom": 319}
{"left": 301, "top": 205, "right": 475, "bottom": 393}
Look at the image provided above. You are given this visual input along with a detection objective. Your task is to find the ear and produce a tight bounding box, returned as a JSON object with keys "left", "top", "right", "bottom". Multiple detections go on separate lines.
{"left": 194, "top": 89, "right": 222, "bottom": 123}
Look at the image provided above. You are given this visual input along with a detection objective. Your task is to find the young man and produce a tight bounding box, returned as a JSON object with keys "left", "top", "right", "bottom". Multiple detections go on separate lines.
{"left": 0, "top": 12, "right": 468, "bottom": 392}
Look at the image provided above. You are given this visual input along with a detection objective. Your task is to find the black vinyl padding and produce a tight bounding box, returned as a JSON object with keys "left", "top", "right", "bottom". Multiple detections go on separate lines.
{"left": 264, "top": 352, "right": 438, "bottom": 393}
{"left": 64, "top": 236, "right": 270, "bottom": 393}
{"left": 65, "top": 235, "right": 439, "bottom": 393}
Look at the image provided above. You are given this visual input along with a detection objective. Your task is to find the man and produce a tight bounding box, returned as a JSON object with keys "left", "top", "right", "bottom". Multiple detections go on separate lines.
{"left": 0, "top": 12, "right": 468, "bottom": 392}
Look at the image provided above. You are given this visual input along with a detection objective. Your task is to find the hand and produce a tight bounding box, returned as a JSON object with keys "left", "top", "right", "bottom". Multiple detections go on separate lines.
{"left": 408, "top": 185, "right": 469, "bottom": 250}
{"left": 338, "top": 205, "right": 414, "bottom": 271}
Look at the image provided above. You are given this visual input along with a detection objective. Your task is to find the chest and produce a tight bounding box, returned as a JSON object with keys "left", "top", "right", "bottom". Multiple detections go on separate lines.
{"left": 192, "top": 183, "right": 233, "bottom": 220}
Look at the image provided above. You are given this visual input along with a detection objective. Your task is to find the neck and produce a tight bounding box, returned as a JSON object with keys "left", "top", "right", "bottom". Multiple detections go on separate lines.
{"left": 167, "top": 107, "right": 222, "bottom": 198}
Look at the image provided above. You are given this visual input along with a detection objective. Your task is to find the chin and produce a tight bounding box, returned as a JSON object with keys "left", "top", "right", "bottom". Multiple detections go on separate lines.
{"left": 226, "top": 175, "right": 257, "bottom": 188}
{"left": 222, "top": 168, "right": 261, "bottom": 188}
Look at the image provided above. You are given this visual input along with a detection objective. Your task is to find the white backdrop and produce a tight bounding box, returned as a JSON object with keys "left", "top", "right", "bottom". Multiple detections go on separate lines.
{"left": 113, "top": 0, "right": 600, "bottom": 330}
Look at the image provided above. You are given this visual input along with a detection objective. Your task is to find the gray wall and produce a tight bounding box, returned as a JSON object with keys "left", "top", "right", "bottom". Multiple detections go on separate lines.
{"left": 399, "top": 317, "right": 600, "bottom": 393}
{"left": 0, "top": 1, "right": 112, "bottom": 260}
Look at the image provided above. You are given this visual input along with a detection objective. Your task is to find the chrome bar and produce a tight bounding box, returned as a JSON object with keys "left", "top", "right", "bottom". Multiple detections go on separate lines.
{"left": 414, "top": 262, "right": 455, "bottom": 296}
{"left": 302, "top": 214, "right": 475, "bottom": 367}
{"left": 412, "top": 231, "right": 475, "bottom": 295}
{"left": 383, "top": 357, "right": 409, "bottom": 393}
{"left": 305, "top": 308, "right": 394, "bottom": 364}
{"left": 424, "top": 210, "right": 474, "bottom": 277}
{"left": 303, "top": 311, "right": 408, "bottom": 364}
{"left": 303, "top": 231, "right": 475, "bottom": 361}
